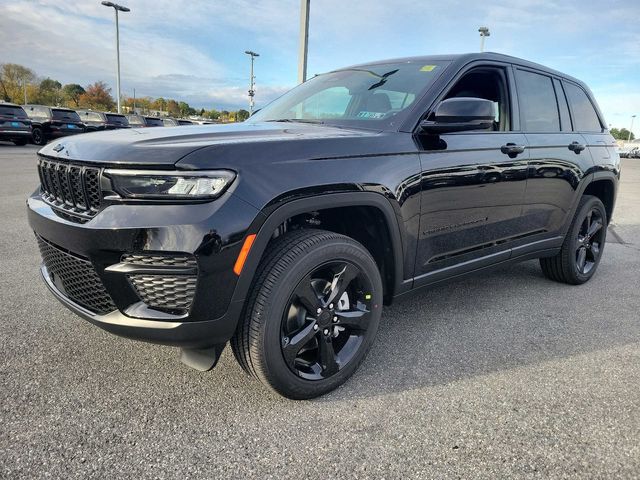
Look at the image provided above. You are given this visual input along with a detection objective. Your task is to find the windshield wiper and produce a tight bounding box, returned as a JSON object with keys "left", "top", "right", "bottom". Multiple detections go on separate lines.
{"left": 266, "top": 119, "right": 325, "bottom": 124}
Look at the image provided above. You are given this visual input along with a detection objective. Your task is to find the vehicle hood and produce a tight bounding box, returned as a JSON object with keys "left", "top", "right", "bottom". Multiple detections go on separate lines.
{"left": 37, "top": 122, "right": 382, "bottom": 167}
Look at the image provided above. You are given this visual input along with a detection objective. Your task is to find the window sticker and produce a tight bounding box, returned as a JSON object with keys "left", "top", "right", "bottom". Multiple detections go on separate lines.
{"left": 356, "top": 111, "right": 386, "bottom": 119}
{"left": 420, "top": 65, "right": 437, "bottom": 72}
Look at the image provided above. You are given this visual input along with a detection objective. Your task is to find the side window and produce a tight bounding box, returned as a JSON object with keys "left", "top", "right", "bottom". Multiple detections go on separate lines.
{"left": 563, "top": 82, "right": 602, "bottom": 132}
{"left": 553, "top": 79, "right": 572, "bottom": 131}
{"left": 442, "top": 67, "right": 510, "bottom": 131}
{"left": 515, "top": 69, "right": 560, "bottom": 132}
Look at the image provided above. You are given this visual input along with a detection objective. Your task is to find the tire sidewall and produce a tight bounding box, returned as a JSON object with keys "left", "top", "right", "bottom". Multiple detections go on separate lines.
{"left": 566, "top": 196, "right": 607, "bottom": 283}
{"left": 256, "top": 238, "right": 383, "bottom": 399}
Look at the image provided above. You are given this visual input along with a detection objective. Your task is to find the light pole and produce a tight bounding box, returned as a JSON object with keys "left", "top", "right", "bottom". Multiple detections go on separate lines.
{"left": 101, "top": 1, "right": 130, "bottom": 113}
{"left": 478, "top": 26, "right": 490, "bottom": 52}
{"left": 298, "top": 0, "right": 310, "bottom": 84}
{"left": 245, "top": 51, "right": 259, "bottom": 114}
{"left": 629, "top": 115, "right": 636, "bottom": 141}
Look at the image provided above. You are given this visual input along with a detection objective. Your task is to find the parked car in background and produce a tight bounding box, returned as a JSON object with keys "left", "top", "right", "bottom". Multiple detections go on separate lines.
{"left": 0, "top": 103, "right": 32, "bottom": 146}
{"left": 163, "top": 118, "right": 195, "bottom": 126}
{"left": 77, "top": 110, "right": 130, "bottom": 131}
{"left": 126, "top": 114, "right": 164, "bottom": 128}
{"left": 23, "top": 105, "right": 85, "bottom": 145}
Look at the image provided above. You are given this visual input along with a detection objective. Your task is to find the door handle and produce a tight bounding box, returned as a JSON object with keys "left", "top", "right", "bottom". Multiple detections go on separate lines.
{"left": 568, "top": 141, "right": 586, "bottom": 153}
{"left": 500, "top": 143, "right": 526, "bottom": 157}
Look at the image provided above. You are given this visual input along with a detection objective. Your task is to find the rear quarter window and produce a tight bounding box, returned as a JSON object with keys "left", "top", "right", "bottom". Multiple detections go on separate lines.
{"left": 563, "top": 82, "right": 602, "bottom": 132}
{"left": 515, "top": 69, "right": 560, "bottom": 132}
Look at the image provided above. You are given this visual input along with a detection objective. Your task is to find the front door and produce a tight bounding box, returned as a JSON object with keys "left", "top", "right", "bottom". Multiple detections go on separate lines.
{"left": 413, "top": 64, "right": 530, "bottom": 285}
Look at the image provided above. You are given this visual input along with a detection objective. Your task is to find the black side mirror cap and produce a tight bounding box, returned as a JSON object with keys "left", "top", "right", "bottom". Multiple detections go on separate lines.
{"left": 420, "top": 97, "right": 495, "bottom": 134}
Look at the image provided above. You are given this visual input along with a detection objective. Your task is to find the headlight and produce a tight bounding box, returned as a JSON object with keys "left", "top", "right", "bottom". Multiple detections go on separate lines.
{"left": 105, "top": 169, "right": 235, "bottom": 200}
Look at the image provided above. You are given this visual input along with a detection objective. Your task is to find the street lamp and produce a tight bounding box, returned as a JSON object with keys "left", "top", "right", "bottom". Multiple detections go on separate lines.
{"left": 298, "top": 0, "right": 310, "bottom": 84}
{"left": 629, "top": 115, "right": 636, "bottom": 141}
{"left": 478, "top": 26, "right": 490, "bottom": 52}
{"left": 101, "top": 1, "right": 130, "bottom": 113}
{"left": 245, "top": 51, "right": 259, "bottom": 115}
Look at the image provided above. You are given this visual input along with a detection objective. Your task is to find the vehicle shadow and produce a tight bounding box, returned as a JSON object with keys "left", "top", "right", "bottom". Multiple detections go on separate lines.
{"left": 318, "top": 250, "right": 640, "bottom": 402}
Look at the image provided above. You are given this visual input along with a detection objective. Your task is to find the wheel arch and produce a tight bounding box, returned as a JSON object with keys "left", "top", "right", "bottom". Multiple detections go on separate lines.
{"left": 231, "top": 192, "right": 406, "bottom": 306}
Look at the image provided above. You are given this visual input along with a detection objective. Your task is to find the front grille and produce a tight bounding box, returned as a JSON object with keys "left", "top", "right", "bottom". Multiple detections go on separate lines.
{"left": 37, "top": 236, "right": 116, "bottom": 315}
{"left": 122, "top": 253, "right": 198, "bottom": 315}
{"left": 37, "top": 158, "right": 102, "bottom": 222}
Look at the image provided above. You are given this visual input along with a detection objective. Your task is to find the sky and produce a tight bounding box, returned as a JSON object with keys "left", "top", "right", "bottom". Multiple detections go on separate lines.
{"left": 1, "top": 0, "right": 639, "bottom": 133}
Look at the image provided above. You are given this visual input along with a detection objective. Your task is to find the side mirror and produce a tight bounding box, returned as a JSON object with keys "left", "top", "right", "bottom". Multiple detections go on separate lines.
{"left": 420, "top": 97, "right": 495, "bottom": 134}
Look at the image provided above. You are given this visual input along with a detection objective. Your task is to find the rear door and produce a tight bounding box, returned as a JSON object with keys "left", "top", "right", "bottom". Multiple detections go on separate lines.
{"left": 413, "top": 63, "right": 530, "bottom": 285}
{"left": 516, "top": 68, "right": 595, "bottom": 244}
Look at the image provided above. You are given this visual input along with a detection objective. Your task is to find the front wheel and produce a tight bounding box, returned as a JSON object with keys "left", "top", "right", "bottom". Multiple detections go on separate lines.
{"left": 231, "top": 229, "right": 383, "bottom": 399}
{"left": 540, "top": 195, "right": 607, "bottom": 284}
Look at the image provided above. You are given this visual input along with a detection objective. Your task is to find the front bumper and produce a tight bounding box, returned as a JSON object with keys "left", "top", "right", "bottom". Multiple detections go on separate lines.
{"left": 28, "top": 190, "right": 260, "bottom": 348}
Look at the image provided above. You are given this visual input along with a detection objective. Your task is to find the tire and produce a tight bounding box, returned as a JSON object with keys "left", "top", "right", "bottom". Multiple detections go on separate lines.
{"left": 231, "top": 229, "right": 383, "bottom": 399}
{"left": 12, "top": 139, "right": 27, "bottom": 146}
{"left": 32, "top": 127, "right": 46, "bottom": 146}
{"left": 540, "top": 195, "right": 607, "bottom": 285}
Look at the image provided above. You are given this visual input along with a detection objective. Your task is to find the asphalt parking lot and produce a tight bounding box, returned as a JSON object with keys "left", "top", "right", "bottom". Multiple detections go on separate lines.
{"left": 1, "top": 143, "right": 639, "bottom": 479}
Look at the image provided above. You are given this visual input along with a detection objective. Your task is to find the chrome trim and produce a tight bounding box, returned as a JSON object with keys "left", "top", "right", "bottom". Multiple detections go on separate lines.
{"left": 104, "top": 262, "right": 197, "bottom": 275}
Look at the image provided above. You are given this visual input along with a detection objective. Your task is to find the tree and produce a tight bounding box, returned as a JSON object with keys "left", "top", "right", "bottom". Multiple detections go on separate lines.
{"left": 151, "top": 97, "right": 166, "bottom": 111}
{"left": 62, "top": 84, "right": 85, "bottom": 107}
{"left": 612, "top": 127, "right": 634, "bottom": 141}
{"left": 166, "top": 99, "right": 180, "bottom": 116}
{"left": 0, "top": 63, "right": 36, "bottom": 103}
{"left": 79, "top": 81, "right": 116, "bottom": 111}
{"left": 38, "top": 77, "right": 63, "bottom": 105}
{"left": 237, "top": 109, "right": 250, "bottom": 122}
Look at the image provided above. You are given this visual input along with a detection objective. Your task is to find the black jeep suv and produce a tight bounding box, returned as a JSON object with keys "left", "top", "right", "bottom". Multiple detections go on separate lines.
{"left": 28, "top": 53, "right": 619, "bottom": 399}
{"left": 0, "top": 103, "right": 32, "bottom": 145}
{"left": 24, "top": 105, "right": 85, "bottom": 145}
{"left": 77, "top": 110, "right": 130, "bottom": 131}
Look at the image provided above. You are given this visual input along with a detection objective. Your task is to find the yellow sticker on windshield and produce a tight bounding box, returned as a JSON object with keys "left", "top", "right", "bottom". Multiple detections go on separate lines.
{"left": 420, "top": 65, "right": 437, "bottom": 72}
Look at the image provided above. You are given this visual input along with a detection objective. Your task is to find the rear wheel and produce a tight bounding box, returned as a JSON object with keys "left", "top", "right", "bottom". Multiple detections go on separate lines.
{"left": 12, "top": 139, "right": 27, "bottom": 146}
{"left": 540, "top": 195, "right": 607, "bottom": 284}
{"left": 231, "top": 229, "right": 383, "bottom": 399}
{"left": 32, "top": 127, "right": 46, "bottom": 146}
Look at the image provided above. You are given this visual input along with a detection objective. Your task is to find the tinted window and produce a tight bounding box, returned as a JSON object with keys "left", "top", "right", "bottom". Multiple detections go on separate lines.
{"left": 178, "top": 120, "right": 194, "bottom": 125}
{"left": 145, "top": 117, "right": 164, "bottom": 127}
{"left": 516, "top": 70, "right": 560, "bottom": 132}
{"left": 0, "top": 105, "right": 28, "bottom": 118}
{"left": 52, "top": 109, "right": 81, "bottom": 122}
{"left": 563, "top": 82, "right": 602, "bottom": 132}
{"left": 553, "top": 79, "right": 572, "bottom": 131}
{"left": 106, "top": 114, "right": 128, "bottom": 126}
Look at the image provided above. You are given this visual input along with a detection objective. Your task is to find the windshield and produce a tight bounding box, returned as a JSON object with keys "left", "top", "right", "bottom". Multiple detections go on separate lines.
{"left": 80, "top": 111, "right": 103, "bottom": 122}
{"left": 250, "top": 60, "right": 448, "bottom": 128}
{"left": 26, "top": 106, "right": 50, "bottom": 119}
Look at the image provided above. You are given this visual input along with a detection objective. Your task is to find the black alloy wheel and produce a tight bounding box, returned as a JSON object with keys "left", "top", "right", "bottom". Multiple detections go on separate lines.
{"left": 231, "top": 229, "right": 383, "bottom": 399}
{"left": 575, "top": 206, "right": 604, "bottom": 275}
{"left": 282, "top": 261, "right": 374, "bottom": 381}
{"left": 540, "top": 195, "right": 608, "bottom": 284}
{"left": 32, "top": 127, "right": 46, "bottom": 146}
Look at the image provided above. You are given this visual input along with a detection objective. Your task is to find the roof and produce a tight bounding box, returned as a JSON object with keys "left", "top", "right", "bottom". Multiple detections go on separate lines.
{"left": 341, "top": 52, "right": 585, "bottom": 87}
